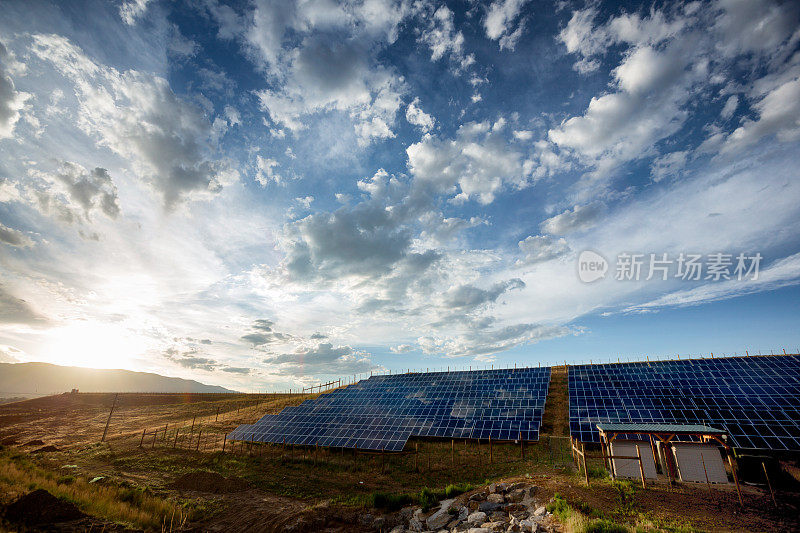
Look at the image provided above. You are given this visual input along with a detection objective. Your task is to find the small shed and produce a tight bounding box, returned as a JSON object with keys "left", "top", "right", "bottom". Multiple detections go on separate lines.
{"left": 595, "top": 423, "right": 732, "bottom": 482}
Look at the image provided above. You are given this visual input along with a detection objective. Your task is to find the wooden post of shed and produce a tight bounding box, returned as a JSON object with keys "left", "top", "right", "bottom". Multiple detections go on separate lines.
{"left": 636, "top": 446, "right": 646, "bottom": 489}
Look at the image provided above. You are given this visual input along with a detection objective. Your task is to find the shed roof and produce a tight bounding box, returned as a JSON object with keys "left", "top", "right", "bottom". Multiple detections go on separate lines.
{"left": 596, "top": 423, "right": 726, "bottom": 435}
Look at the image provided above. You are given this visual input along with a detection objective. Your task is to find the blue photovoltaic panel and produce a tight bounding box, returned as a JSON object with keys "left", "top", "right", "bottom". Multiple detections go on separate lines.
{"left": 568, "top": 355, "right": 800, "bottom": 451}
{"left": 229, "top": 367, "right": 551, "bottom": 452}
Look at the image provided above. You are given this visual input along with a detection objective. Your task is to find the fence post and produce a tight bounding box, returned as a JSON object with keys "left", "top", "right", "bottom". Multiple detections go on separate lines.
{"left": 728, "top": 455, "right": 744, "bottom": 506}
{"left": 196, "top": 430, "right": 202, "bottom": 451}
{"left": 762, "top": 462, "right": 777, "bottom": 508}
{"left": 582, "top": 442, "right": 589, "bottom": 486}
{"left": 101, "top": 393, "right": 118, "bottom": 442}
{"left": 222, "top": 434, "right": 227, "bottom": 452}
{"left": 139, "top": 428, "right": 146, "bottom": 448}
{"left": 173, "top": 428, "right": 179, "bottom": 449}
{"left": 216, "top": 406, "right": 220, "bottom": 422}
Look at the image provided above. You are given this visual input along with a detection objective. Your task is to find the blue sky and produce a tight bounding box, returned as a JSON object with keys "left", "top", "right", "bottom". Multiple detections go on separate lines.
{"left": 0, "top": 0, "right": 799, "bottom": 391}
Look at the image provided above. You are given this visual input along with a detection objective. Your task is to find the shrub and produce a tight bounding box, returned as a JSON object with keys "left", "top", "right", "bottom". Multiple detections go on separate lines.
{"left": 546, "top": 493, "right": 573, "bottom": 522}
{"left": 444, "top": 482, "right": 473, "bottom": 498}
{"left": 418, "top": 487, "right": 439, "bottom": 511}
{"left": 369, "top": 492, "right": 413, "bottom": 511}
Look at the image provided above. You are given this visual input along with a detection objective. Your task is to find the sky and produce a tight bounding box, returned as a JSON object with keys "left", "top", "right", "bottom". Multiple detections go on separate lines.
{"left": 0, "top": 0, "right": 799, "bottom": 392}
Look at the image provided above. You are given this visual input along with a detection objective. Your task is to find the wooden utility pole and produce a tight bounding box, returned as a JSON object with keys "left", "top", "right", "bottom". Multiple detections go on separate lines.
{"left": 101, "top": 393, "right": 118, "bottom": 442}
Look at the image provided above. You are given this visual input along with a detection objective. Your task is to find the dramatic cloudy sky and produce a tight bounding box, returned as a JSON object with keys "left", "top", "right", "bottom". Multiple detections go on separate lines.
{"left": 1, "top": 0, "right": 799, "bottom": 391}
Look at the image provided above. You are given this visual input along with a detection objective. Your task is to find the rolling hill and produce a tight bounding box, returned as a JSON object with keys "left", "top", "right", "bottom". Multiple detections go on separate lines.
{"left": 0, "top": 362, "right": 235, "bottom": 396}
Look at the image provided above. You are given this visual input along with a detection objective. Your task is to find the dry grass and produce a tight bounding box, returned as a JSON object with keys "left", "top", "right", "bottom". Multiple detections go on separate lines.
{"left": 0, "top": 448, "right": 186, "bottom": 530}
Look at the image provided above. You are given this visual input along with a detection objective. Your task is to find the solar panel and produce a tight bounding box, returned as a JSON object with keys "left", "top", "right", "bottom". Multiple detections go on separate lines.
{"left": 229, "top": 367, "right": 551, "bottom": 452}
{"left": 568, "top": 355, "right": 800, "bottom": 451}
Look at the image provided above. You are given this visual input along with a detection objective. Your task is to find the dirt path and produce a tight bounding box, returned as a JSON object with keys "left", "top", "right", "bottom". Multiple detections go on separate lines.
{"left": 540, "top": 366, "right": 568, "bottom": 436}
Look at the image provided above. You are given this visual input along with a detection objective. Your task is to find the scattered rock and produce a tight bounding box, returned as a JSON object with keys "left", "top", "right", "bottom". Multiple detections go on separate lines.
{"left": 470, "top": 491, "right": 487, "bottom": 502}
{"left": 389, "top": 526, "right": 405, "bottom": 533}
{"left": 479, "top": 501, "right": 502, "bottom": 513}
{"left": 4, "top": 489, "right": 85, "bottom": 525}
{"left": 533, "top": 506, "right": 546, "bottom": 517}
{"left": 88, "top": 476, "right": 105, "bottom": 484}
{"left": 467, "top": 528, "right": 491, "bottom": 533}
{"left": 22, "top": 439, "right": 44, "bottom": 446}
{"left": 167, "top": 471, "right": 250, "bottom": 494}
{"left": 467, "top": 511, "right": 487, "bottom": 526}
{"left": 507, "top": 489, "right": 526, "bottom": 503}
{"left": 486, "top": 493, "right": 504, "bottom": 504}
{"left": 426, "top": 506, "right": 452, "bottom": 530}
{"left": 398, "top": 506, "right": 415, "bottom": 522}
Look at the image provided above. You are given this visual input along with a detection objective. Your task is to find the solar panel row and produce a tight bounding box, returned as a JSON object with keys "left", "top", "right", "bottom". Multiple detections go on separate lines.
{"left": 229, "top": 367, "right": 551, "bottom": 452}
{"left": 568, "top": 355, "right": 800, "bottom": 450}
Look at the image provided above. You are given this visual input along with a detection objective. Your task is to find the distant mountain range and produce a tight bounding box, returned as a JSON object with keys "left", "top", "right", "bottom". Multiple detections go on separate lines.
{"left": 0, "top": 362, "right": 236, "bottom": 395}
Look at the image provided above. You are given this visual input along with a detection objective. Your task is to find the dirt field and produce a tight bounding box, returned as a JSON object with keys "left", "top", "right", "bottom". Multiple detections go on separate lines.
{"left": 0, "top": 392, "right": 798, "bottom": 532}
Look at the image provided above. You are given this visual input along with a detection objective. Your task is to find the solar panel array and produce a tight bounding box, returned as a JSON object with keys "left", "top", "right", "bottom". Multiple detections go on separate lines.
{"left": 569, "top": 355, "right": 800, "bottom": 450}
{"left": 229, "top": 367, "right": 551, "bottom": 452}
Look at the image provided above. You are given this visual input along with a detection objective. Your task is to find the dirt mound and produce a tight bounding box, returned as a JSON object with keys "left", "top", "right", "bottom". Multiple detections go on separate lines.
{"left": 32, "top": 445, "right": 60, "bottom": 453}
{"left": 22, "top": 439, "right": 44, "bottom": 446}
{"left": 4, "top": 489, "right": 85, "bottom": 525}
{"left": 168, "top": 471, "right": 250, "bottom": 494}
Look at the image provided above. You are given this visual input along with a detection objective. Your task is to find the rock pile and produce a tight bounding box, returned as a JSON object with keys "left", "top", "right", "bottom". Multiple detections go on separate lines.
{"left": 370, "top": 482, "right": 558, "bottom": 533}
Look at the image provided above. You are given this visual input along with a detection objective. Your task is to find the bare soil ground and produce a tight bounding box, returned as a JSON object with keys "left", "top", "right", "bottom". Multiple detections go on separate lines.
{"left": 0, "top": 392, "right": 798, "bottom": 532}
